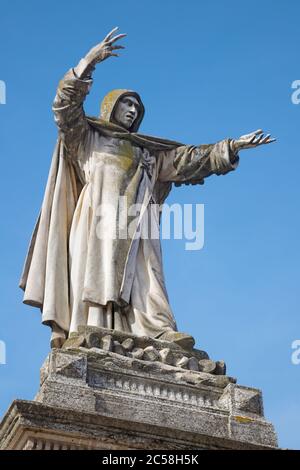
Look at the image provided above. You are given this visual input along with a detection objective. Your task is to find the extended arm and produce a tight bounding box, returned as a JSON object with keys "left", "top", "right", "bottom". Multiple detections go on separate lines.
{"left": 52, "top": 27, "right": 126, "bottom": 153}
{"left": 158, "top": 130, "right": 275, "bottom": 184}
{"left": 158, "top": 140, "right": 238, "bottom": 184}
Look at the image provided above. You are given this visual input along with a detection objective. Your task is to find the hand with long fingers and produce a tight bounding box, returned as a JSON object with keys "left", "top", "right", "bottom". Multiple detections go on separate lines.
{"left": 230, "top": 129, "right": 276, "bottom": 154}
{"left": 85, "top": 27, "right": 126, "bottom": 66}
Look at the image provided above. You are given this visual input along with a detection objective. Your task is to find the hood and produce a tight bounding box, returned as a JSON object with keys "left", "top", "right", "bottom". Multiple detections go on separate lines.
{"left": 100, "top": 89, "right": 145, "bottom": 132}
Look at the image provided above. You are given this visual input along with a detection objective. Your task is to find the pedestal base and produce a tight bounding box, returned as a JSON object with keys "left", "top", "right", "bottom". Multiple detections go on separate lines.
{"left": 0, "top": 328, "right": 277, "bottom": 450}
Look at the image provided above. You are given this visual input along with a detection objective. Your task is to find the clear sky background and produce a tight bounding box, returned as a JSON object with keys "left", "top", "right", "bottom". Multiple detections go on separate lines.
{"left": 0, "top": 0, "right": 299, "bottom": 449}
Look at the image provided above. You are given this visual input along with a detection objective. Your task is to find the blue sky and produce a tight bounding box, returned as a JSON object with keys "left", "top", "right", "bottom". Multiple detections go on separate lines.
{"left": 1, "top": 0, "right": 299, "bottom": 449}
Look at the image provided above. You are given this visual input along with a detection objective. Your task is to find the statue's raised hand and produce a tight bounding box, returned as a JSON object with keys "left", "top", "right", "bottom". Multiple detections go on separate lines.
{"left": 85, "top": 27, "right": 126, "bottom": 66}
{"left": 230, "top": 129, "right": 276, "bottom": 154}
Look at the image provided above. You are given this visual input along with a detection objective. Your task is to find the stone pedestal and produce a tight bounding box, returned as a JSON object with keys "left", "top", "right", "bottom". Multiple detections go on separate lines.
{"left": 0, "top": 327, "right": 277, "bottom": 450}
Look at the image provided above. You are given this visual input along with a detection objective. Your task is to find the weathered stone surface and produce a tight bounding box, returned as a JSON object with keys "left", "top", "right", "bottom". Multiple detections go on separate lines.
{"left": 76, "top": 326, "right": 219, "bottom": 376}
{"left": 159, "top": 348, "right": 174, "bottom": 365}
{"left": 157, "top": 331, "right": 195, "bottom": 350}
{"left": 129, "top": 347, "right": 144, "bottom": 360}
{"left": 39, "top": 356, "right": 50, "bottom": 386}
{"left": 0, "top": 349, "right": 278, "bottom": 450}
{"left": 62, "top": 334, "right": 85, "bottom": 350}
{"left": 122, "top": 338, "right": 135, "bottom": 352}
{"left": 143, "top": 346, "right": 160, "bottom": 362}
{"left": 101, "top": 335, "right": 113, "bottom": 352}
{"left": 188, "top": 357, "right": 199, "bottom": 371}
{"left": 218, "top": 384, "right": 264, "bottom": 417}
{"left": 215, "top": 360, "right": 226, "bottom": 376}
{"left": 75, "top": 346, "right": 235, "bottom": 389}
{"left": 199, "top": 359, "right": 217, "bottom": 374}
{"left": 0, "top": 400, "right": 277, "bottom": 450}
{"left": 176, "top": 356, "right": 189, "bottom": 369}
{"left": 113, "top": 341, "right": 126, "bottom": 356}
{"left": 86, "top": 332, "right": 101, "bottom": 349}
{"left": 52, "top": 352, "right": 87, "bottom": 380}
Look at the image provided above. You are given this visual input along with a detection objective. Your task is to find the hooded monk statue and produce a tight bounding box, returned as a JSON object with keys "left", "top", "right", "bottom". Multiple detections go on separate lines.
{"left": 19, "top": 28, "right": 275, "bottom": 348}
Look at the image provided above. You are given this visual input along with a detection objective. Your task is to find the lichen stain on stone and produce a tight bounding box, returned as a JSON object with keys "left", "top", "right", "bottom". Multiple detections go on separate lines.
{"left": 117, "top": 141, "right": 135, "bottom": 171}
{"left": 100, "top": 89, "right": 129, "bottom": 122}
{"left": 234, "top": 416, "right": 254, "bottom": 424}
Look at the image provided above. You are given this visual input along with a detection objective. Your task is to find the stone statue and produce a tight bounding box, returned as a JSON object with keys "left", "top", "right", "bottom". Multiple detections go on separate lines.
{"left": 19, "top": 28, "right": 275, "bottom": 348}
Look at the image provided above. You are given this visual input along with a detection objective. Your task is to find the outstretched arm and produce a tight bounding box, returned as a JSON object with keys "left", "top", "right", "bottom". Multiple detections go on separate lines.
{"left": 52, "top": 27, "right": 126, "bottom": 154}
{"left": 158, "top": 130, "right": 275, "bottom": 184}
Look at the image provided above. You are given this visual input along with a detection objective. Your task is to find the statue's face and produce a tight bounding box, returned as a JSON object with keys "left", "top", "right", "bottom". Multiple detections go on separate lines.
{"left": 113, "top": 95, "right": 140, "bottom": 130}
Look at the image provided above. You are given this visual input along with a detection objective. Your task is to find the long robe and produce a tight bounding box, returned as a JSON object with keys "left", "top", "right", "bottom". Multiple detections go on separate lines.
{"left": 20, "top": 68, "right": 239, "bottom": 338}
